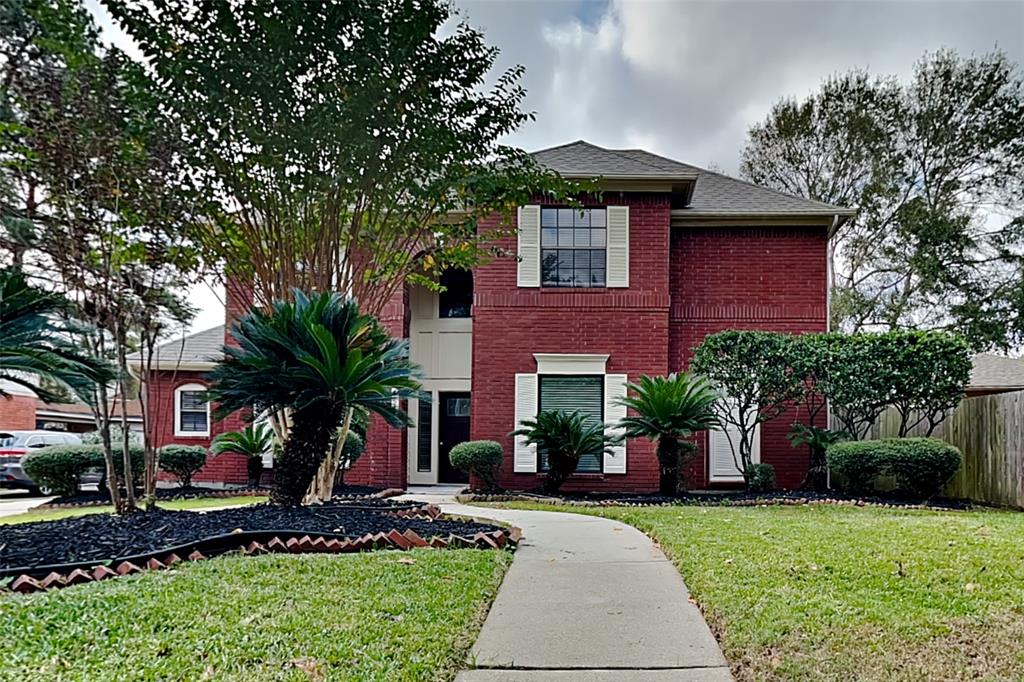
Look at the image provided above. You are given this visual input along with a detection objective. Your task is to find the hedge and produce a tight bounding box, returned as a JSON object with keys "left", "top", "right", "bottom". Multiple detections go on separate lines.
{"left": 23, "top": 444, "right": 145, "bottom": 496}
{"left": 826, "top": 438, "right": 962, "bottom": 498}
{"left": 159, "top": 445, "right": 208, "bottom": 487}
{"left": 449, "top": 440, "right": 502, "bottom": 491}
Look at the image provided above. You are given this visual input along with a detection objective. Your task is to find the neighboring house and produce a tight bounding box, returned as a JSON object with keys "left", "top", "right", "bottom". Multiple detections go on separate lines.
{"left": 0, "top": 380, "right": 142, "bottom": 434}
{"left": 967, "top": 353, "right": 1024, "bottom": 397}
{"left": 140, "top": 140, "right": 853, "bottom": 492}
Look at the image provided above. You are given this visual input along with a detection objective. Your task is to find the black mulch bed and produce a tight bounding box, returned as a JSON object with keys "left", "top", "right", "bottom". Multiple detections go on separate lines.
{"left": 0, "top": 502, "right": 500, "bottom": 573}
{"left": 45, "top": 483, "right": 383, "bottom": 507}
{"left": 469, "top": 489, "right": 974, "bottom": 511}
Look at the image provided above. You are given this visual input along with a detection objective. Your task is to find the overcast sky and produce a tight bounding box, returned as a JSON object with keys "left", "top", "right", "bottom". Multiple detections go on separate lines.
{"left": 88, "top": 0, "right": 1024, "bottom": 334}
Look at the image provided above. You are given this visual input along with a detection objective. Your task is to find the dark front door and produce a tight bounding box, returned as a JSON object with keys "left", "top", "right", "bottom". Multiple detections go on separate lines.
{"left": 438, "top": 391, "right": 471, "bottom": 484}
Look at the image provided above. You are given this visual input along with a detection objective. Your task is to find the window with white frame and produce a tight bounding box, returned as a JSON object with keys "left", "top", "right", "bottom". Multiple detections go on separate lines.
{"left": 175, "top": 383, "right": 209, "bottom": 437}
{"left": 541, "top": 207, "right": 607, "bottom": 287}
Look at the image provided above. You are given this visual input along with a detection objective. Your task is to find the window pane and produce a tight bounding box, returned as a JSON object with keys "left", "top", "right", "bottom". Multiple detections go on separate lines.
{"left": 542, "top": 250, "right": 559, "bottom": 285}
{"left": 590, "top": 270, "right": 606, "bottom": 287}
{"left": 538, "top": 375, "right": 604, "bottom": 472}
{"left": 438, "top": 269, "right": 473, "bottom": 318}
{"left": 180, "top": 411, "right": 208, "bottom": 432}
{"left": 542, "top": 228, "right": 558, "bottom": 247}
{"left": 590, "top": 250, "right": 606, "bottom": 269}
{"left": 573, "top": 228, "right": 590, "bottom": 248}
{"left": 541, "top": 208, "right": 558, "bottom": 227}
{"left": 447, "top": 398, "right": 470, "bottom": 417}
{"left": 557, "top": 250, "right": 574, "bottom": 271}
{"left": 557, "top": 228, "right": 574, "bottom": 247}
{"left": 573, "top": 209, "right": 590, "bottom": 227}
{"left": 417, "top": 400, "right": 432, "bottom": 472}
{"left": 590, "top": 229, "right": 606, "bottom": 247}
{"left": 589, "top": 209, "right": 606, "bottom": 228}
{"left": 180, "top": 390, "right": 206, "bottom": 410}
{"left": 557, "top": 208, "right": 575, "bottom": 226}
{"left": 574, "top": 250, "right": 590, "bottom": 269}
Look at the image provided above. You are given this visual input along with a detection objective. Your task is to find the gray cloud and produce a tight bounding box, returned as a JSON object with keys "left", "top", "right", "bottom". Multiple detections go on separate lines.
{"left": 460, "top": 0, "right": 1024, "bottom": 172}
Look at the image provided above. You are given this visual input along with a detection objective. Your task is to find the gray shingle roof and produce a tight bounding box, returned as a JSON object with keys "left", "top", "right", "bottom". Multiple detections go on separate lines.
{"left": 970, "top": 353, "right": 1024, "bottom": 391}
{"left": 531, "top": 140, "right": 853, "bottom": 217}
{"left": 128, "top": 325, "right": 225, "bottom": 369}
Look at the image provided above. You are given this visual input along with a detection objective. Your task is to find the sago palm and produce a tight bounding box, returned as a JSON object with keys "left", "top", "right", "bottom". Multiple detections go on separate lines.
{"left": 511, "top": 410, "right": 618, "bottom": 495}
{"left": 617, "top": 373, "right": 719, "bottom": 495}
{"left": 212, "top": 423, "right": 274, "bottom": 487}
{"left": 0, "top": 268, "right": 111, "bottom": 403}
{"left": 207, "top": 291, "right": 422, "bottom": 506}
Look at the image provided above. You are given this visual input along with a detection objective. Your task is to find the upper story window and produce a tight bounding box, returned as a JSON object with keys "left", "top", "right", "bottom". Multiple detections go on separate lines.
{"left": 175, "top": 383, "right": 210, "bottom": 437}
{"left": 438, "top": 268, "right": 473, "bottom": 318}
{"left": 541, "top": 207, "right": 606, "bottom": 288}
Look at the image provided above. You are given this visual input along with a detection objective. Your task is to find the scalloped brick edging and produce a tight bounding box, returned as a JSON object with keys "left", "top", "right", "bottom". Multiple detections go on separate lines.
{"left": 36, "top": 487, "right": 403, "bottom": 511}
{"left": 5, "top": 523, "right": 520, "bottom": 594}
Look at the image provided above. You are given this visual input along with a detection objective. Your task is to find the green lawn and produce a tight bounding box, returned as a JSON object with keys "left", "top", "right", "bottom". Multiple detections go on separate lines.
{"left": 0, "top": 548, "right": 510, "bottom": 682}
{"left": 0, "top": 495, "right": 267, "bottom": 525}
{"left": 486, "top": 502, "right": 1024, "bottom": 681}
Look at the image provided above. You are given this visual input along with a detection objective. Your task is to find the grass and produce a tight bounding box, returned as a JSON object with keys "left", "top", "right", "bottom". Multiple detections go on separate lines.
{"left": 0, "top": 495, "right": 267, "bottom": 525}
{"left": 0, "top": 548, "right": 511, "bottom": 682}
{"left": 484, "top": 501, "right": 1024, "bottom": 681}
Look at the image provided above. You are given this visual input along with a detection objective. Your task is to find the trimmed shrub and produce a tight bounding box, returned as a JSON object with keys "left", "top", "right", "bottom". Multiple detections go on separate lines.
{"left": 826, "top": 441, "right": 884, "bottom": 494}
{"left": 159, "top": 445, "right": 208, "bottom": 488}
{"left": 878, "top": 438, "right": 962, "bottom": 497}
{"left": 449, "top": 440, "right": 503, "bottom": 491}
{"left": 23, "top": 444, "right": 144, "bottom": 496}
{"left": 745, "top": 463, "right": 776, "bottom": 493}
{"left": 827, "top": 438, "right": 961, "bottom": 498}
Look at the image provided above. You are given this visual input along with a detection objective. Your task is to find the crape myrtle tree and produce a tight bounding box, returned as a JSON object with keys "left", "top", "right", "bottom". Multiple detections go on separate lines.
{"left": 691, "top": 331, "right": 805, "bottom": 487}
{"left": 207, "top": 292, "right": 422, "bottom": 506}
{"left": 104, "top": 0, "right": 578, "bottom": 501}
{"left": 742, "top": 50, "right": 1024, "bottom": 351}
{"left": 1, "top": 0, "right": 201, "bottom": 513}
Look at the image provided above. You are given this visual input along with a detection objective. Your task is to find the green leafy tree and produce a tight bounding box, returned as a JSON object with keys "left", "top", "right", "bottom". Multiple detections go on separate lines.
{"left": 212, "top": 424, "right": 273, "bottom": 488}
{"left": 742, "top": 50, "right": 1024, "bottom": 351}
{"left": 207, "top": 292, "right": 422, "bottom": 506}
{"left": 103, "top": 0, "right": 577, "bottom": 315}
{"left": 616, "top": 373, "right": 719, "bottom": 495}
{"left": 511, "top": 410, "right": 618, "bottom": 496}
{"left": 691, "top": 331, "right": 805, "bottom": 487}
{"left": 0, "top": 268, "right": 111, "bottom": 401}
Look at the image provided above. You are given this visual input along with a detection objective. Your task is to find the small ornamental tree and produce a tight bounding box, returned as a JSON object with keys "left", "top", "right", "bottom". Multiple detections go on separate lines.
{"left": 691, "top": 331, "right": 805, "bottom": 486}
{"left": 616, "top": 373, "right": 719, "bottom": 495}
{"left": 511, "top": 411, "right": 618, "bottom": 496}
{"left": 213, "top": 424, "right": 273, "bottom": 487}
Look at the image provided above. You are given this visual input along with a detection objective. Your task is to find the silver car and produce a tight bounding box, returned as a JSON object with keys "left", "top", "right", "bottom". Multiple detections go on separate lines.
{"left": 0, "top": 431, "right": 93, "bottom": 495}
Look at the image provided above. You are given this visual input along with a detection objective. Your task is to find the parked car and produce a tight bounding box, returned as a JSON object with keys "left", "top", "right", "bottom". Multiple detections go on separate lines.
{"left": 0, "top": 431, "right": 93, "bottom": 495}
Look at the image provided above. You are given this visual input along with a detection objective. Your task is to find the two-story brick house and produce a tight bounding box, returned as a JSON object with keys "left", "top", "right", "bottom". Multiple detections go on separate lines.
{"left": 139, "top": 141, "right": 853, "bottom": 492}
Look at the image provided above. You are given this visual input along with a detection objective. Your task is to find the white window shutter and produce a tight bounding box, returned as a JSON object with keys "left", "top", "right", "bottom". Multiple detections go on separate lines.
{"left": 709, "top": 400, "right": 760, "bottom": 481}
{"left": 606, "top": 205, "right": 629, "bottom": 288}
{"left": 517, "top": 205, "right": 541, "bottom": 287}
{"left": 603, "top": 373, "right": 628, "bottom": 474}
{"left": 513, "top": 373, "right": 538, "bottom": 472}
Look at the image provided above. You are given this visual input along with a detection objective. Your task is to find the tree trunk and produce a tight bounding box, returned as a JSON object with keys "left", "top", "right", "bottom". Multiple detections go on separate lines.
{"left": 657, "top": 437, "right": 681, "bottom": 497}
{"left": 272, "top": 406, "right": 339, "bottom": 506}
{"left": 304, "top": 408, "right": 352, "bottom": 503}
{"left": 803, "top": 444, "right": 828, "bottom": 491}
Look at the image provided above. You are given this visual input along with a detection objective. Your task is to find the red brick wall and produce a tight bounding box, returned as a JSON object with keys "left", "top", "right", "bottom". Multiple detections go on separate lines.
{"left": 0, "top": 394, "right": 38, "bottom": 430}
{"left": 472, "top": 194, "right": 672, "bottom": 492}
{"left": 345, "top": 286, "right": 408, "bottom": 489}
{"left": 147, "top": 370, "right": 249, "bottom": 486}
{"left": 669, "top": 226, "right": 828, "bottom": 488}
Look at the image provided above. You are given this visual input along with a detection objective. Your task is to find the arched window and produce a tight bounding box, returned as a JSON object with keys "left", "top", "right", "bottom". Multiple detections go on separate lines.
{"left": 174, "top": 383, "right": 209, "bottom": 437}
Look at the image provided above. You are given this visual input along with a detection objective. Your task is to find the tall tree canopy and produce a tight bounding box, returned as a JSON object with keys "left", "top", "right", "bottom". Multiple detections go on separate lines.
{"left": 104, "top": 0, "right": 575, "bottom": 315}
{"left": 742, "top": 50, "right": 1024, "bottom": 351}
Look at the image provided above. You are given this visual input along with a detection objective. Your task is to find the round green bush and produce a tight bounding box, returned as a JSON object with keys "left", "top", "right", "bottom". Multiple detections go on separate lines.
{"left": 745, "top": 463, "right": 776, "bottom": 493}
{"left": 449, "top": 440, "right": 503, "bottom": 491}
{"left": 23, "top": 444, "right": 145, "bottom": 496}
{"left": 159, "top": 445, "right": 208, "bottom": 487}
{"left": 827, "top": 438, "right": 961, "bottom": 498}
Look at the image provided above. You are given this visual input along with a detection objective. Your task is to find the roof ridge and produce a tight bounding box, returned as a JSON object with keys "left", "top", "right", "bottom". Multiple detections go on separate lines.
{"left": 603, "top": 146, "right": 682, "bottom": 174}
{"left": 528, "top": 139, "right": 601, "bottom": 155}
{"left": 686, "top": 160, "right": 851, "bottom": 213}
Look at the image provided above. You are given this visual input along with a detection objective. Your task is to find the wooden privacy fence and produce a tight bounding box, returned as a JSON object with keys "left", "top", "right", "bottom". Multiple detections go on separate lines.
{"left": 868, "top": 390, "right": 1024, "bottom": 508}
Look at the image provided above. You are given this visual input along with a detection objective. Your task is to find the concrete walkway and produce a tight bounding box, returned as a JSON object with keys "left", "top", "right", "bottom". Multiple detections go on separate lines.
{"left": 404, "top": 493, "right": 731, "bottom": 681}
